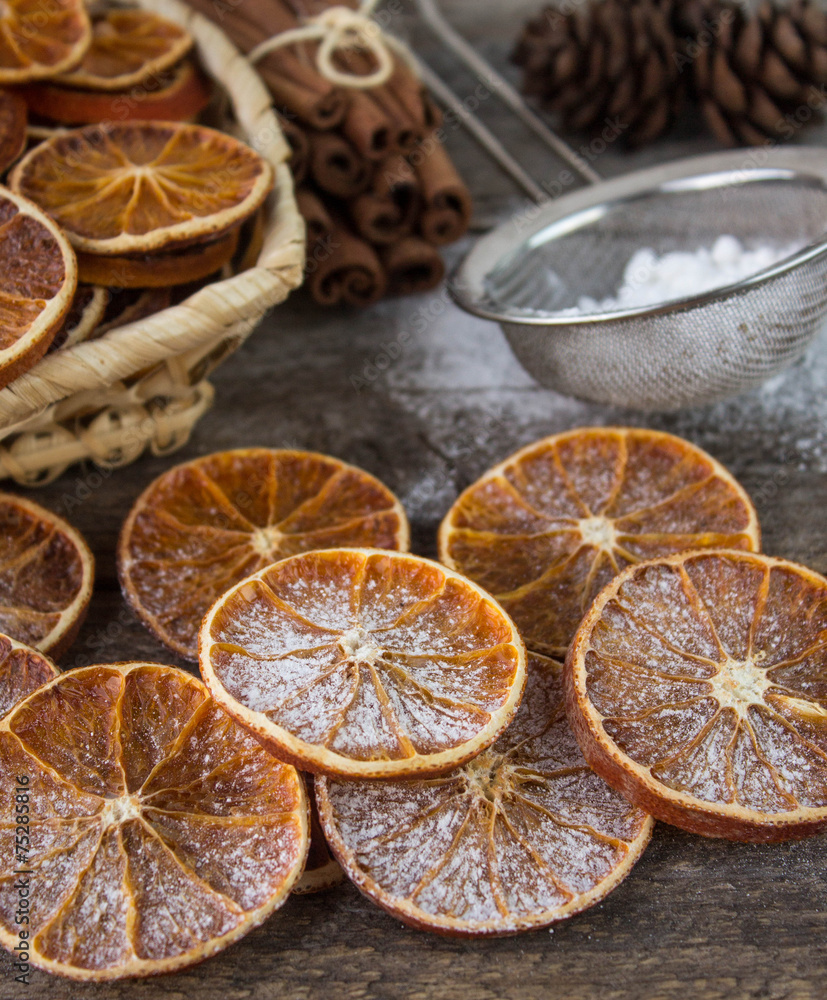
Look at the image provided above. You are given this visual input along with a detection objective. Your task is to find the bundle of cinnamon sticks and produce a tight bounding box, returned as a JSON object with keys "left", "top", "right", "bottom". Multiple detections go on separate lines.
{"left": 185, "top": 0, "right": 472, "bottom": 306}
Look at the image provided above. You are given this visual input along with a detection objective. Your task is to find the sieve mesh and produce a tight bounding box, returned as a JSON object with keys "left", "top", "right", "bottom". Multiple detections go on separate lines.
{"left": 456, "top": 163, "right": 827, "bottom": 411}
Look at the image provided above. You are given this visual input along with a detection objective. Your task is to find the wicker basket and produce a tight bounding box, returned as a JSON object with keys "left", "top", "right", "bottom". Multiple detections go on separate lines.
{"left": 0, "top": 0, "right": 306, "bottom": 487}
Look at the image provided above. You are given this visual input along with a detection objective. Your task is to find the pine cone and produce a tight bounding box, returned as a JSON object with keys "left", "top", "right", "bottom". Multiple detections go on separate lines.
{"left": 695, "top": 0, "right": 827, "bottom": 146}
{"left": 512, "top": 0, "right": 685, "bottom": 146}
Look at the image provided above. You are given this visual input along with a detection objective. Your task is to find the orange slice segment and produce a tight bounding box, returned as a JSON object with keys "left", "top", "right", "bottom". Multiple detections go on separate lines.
{"left": 119, "top": 448, "right": 410, "bottom": 661}
{"left": 21, "top": 58, "right": 213, "bottom": 126}
{"left": 9, "top": 121, "right": 274, "bottom": 255}
{"left": 200, "top": 548, "right": 527, "bottom": 779}
{"left": 566, "top": 550, "right": 827, "bottom": 842}
{"left": 54, "top": 9, "right": 193, "bottom": 91}
{"left": 0, "top": 632, "right": 58, "bottom": 718}
{"left": 0, "top": 0, "right": 90, "bottom": 84}
{"left": 0, "top": 87, "right": 26, "bottom": 173}
{"left": 0, "top": 492, "right": 93, "bottom": 658}
{"left": 0, "top": 662, "right": 308, "bottom": 980}
{"left": 316, "top": 651, "right": 652, "bottom": 935}
{"left": 0, "top": 184, "right": 77, "bottom": 387}
{"left": 439, "top": 427, "right": 760, "bottom": 658}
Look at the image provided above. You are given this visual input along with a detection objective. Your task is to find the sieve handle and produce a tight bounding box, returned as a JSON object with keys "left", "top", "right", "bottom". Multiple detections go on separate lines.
{"left": 412, "top": 0, "right": 601, "bottom": 201}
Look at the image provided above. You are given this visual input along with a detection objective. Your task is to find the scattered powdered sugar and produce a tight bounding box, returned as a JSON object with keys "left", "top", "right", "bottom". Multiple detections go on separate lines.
{"left": 559, "top": 236, "right": 801, "bottom": 315}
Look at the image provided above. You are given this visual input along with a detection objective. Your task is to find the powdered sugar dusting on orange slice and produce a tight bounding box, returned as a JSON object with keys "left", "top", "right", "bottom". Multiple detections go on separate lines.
{"left": 316, "top": 652, "right": 652, "bottom": 935}
{"left": 119, "top": 449, "right": 409, "bottom": 661}
{"left": 0, "top": 662, "right": 308, "bottom": 980}
{"left": 200, "top": 549, "right": 526, "bottom": 779}
{"left": 566, "top": 550, "right": 827, "bottom": 842}
{"left": 440, "top": 428, "right": 760, "bottom": 658}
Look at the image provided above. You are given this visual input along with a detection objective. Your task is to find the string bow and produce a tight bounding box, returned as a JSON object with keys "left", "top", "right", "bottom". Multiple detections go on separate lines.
{"left": 248, "top": 0, "right": 398, "bottom": 89}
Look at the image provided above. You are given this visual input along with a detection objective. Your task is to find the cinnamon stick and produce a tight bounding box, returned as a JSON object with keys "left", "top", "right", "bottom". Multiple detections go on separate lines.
{"left": 413, "top": 139, "right": 473, "bottom": 246}
{"left": 185, "top": 0, "right": 347, "bottom": 128}
{"left": 341, "top": 91, "right": 395, "bottom": 160}
{"left": 349, "top": 152, "right": 419, "bottom": 244}
{"left": 278, "top": 114, "right": 310, "bottom": 184}
{"left": 298, "top": 188, "right": 387, "bottom": 306}
{"left": 380, "top": 236, "right": 445, "bottom": 296}
{"left": 349, "top": 192, "right": 411, "bottom": 245}
{"left": 296, "top": 187, "right": 333, "bottom": 244}
{"left": 306, "top": 128, "right": 370, "bottom": 197}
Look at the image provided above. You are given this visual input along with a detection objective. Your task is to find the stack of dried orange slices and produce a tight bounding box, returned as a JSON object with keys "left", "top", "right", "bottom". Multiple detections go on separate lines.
{"left": 0, "top": 3, "right": 271, "bottom": 388}
{"left": 19, "top": 8, "right": 211, "bottom": 126}
{"left": 9, "top": 119, "right": 273, "bottom": 289}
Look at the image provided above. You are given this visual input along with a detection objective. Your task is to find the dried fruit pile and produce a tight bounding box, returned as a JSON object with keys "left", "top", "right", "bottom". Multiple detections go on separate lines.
{"left": 0, "top": 3, "right": 269, "bottom": 390}
{"left": 0, "top": 431, "right": 825, "bottom": 980}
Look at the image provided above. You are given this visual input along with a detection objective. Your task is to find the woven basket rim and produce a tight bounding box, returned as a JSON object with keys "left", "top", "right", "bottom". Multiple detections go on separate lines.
{"left": 0, "top": 0, "right": 306, "bottom": 431}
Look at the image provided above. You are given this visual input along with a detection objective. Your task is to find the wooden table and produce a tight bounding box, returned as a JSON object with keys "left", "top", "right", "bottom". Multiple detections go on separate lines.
{"left": 3, "top": 2, "right": 827, "bottom": 996}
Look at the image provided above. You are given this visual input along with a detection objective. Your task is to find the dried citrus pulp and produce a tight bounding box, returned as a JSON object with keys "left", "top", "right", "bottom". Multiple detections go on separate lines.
{"left": 119, "top": 449, "right": 410, "bottom": 661}
{"left": 0, "top": 662, "right": 308, "bottom": 980}
{"left": 54, "top": 9, "right": 193, "bottom": 91}
{"left": 0, "top": 185, "right": 77, "bottom": 386}
{"left": 566, "top": 550, "right": 827, "bottom": 842}
{"left": 439, "top": 427, "right": 760, "bottom": 658}
{"left": 316, "top": 652, "right": 652, "bottom": 935}
{"left": 9, "top": 120, "right": 273, "bottom": 257}
{"left": 0, "top": 492, "right": 93, "bottom": 658}
{"left": 0, "top": 87, "right": 26, "bottom": 172}
{"left": 200, "top": 548, "right": 527, "bottom": 779}
{"left": 0, "top": 0, "right": 90, "bottom": 84}
{"left": 0, "top": 632, "right": 58, "bottom": 718}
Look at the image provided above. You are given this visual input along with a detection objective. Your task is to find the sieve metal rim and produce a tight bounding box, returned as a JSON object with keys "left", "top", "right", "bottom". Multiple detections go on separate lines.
{"left": 450, "top": 147, "right": 827, "bottom": 328}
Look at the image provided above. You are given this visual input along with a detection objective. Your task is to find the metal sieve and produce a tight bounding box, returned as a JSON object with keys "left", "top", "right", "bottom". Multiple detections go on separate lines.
{"left": 451, "top": 149, "right": 827, "bottom": 410}
{"left": 412, "top": 0, "right": 827, "bottom": 411}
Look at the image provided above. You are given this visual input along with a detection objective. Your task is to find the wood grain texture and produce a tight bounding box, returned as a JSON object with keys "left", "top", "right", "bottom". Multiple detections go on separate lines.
{"left": 2, "top": 0, "right": 826, "bottom": 995}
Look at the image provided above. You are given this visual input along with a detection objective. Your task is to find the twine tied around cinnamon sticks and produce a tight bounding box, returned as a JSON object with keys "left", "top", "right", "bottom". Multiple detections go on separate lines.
{"left": 249, "top": 0, "right": 403, "bottom": 89}
{"left": 185, "top": 0, "right": 473, "bottom": 307}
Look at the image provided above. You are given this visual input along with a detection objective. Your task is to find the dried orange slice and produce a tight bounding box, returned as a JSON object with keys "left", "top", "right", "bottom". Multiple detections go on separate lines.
{"left": 21, "top": 58, "right": 213, "bottom": 126}
{"left": 54, "top": 9, "right": 193, "bottom": 91}
{"left": 0, "top": 0, "right": 90, "bottom": 84}
{"left": 0, "top": 662, "right": 308, "bottom": 980}
{"left": 0, "top": 492, "right": 93, "bottom": 658}
{"left": 9, "top": 121, "right": 274, "bottom": 255}
{"left": 316, "top": 651, "right": 652, "bottom": 935}
{"left": 566, "top": 550, "right": 827, "bottom": 842}
{"left": 200, "top": 548, "right": 527, "bottom": 779}
{"left": 0, "top": 184, "right": 77, "bottom": 387}
{"left": 76, "top": 226, "right": 239, "bottom": 288}
{"left": 118, "top": 449, "right": 410, "bottom": 661}
{"left": 0, "top": 632, "right": 58, "bottom": 718}
{"left": 48, "top": 284, "right": 108, "bottom": 352}
{"left": 293, "top": 783, "right": 345, "bottom": 894}
{"left": 439, "top": 427, "right": 760, "bottom": 659}
{"left": 0, "top": 87, "right": 26, "bottom": 173}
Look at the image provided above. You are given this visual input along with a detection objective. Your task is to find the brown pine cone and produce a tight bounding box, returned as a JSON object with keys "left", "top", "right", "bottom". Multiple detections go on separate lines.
{"left": 695, "top": 0, "right": 827, "bottom": 146}
{"left": 513, "top": 0, "right": 688, "bottom": 146}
